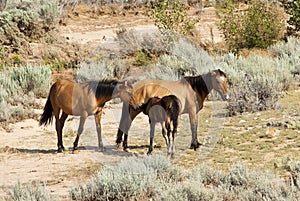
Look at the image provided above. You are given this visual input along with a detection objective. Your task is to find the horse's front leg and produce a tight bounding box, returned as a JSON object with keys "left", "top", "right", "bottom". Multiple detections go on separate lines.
{"left": 116, "top": 103, "right": 131, "bottom": 149}
{"left": 189, "top": 111, "right": 201, "bottom": 150}
{"left": 73, "top": 113, "right": 87, "bottom": 154}
{"left": 120, "top": 106, "right": 141, "bottom": 152}
{"left": 94, "top": 110, "right": 104, "bottom": 151}
{"left": 147, "top": 121, "right": 156, "bottom": 155}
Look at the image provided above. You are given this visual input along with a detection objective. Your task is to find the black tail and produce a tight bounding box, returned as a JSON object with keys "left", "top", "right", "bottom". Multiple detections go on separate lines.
{"left": 169, "top": 100, "right": 180, "bottom": 126}
{"left": 39, "top": 95, "right": 53, "bottom": 126}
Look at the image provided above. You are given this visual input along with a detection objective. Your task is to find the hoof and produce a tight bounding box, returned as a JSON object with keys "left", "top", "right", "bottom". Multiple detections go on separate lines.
{"left": 57, "top": 147, "right": 64, "bottom": 153}
{"left": 116, "top": 143, "right": 123, "bottom": 150}
{"left": 123, "top": 148, "right": 129, "bottom": 152}
{"left": 147, "top": 151, "right": 152, "bottom": 156}
{"left": 72, "top": 149, "right": 79, "bottom": 154}
{"left": 98, "top": 147, "right": 105, "bottom": 152}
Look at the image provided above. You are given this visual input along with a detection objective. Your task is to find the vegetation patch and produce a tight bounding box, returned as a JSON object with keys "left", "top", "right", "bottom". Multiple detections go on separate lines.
{"left": 70, "top": 155, "right": 300, "bottom": 200}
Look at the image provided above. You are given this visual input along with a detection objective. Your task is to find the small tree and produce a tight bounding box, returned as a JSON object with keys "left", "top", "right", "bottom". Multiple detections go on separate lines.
{"left": 218, "top": 0, "right": 285, "bottom": 52}
{"left": 147, "top": 0, "right": 198, "bottom": 36}
{"left": 280, "top": 0, "right": 300, "bottom": 33}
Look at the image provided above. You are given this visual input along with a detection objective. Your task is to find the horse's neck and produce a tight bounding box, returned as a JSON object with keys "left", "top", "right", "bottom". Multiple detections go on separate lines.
{"left": 186, "top": 74, "right": 211, "bottom": 100}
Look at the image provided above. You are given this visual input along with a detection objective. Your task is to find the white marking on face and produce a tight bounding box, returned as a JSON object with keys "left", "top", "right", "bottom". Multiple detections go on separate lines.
{"left": 220, "top": 76, "right": 225, "bottom": 82}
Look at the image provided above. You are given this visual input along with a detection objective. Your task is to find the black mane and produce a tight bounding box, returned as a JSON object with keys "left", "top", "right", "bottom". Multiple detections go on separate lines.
{"left": 183, "top": 69, "right": 226, "bottom": 98}
{"left": 183, "top": 73, "right": 211, "bottom": 99}
{"left": 87, "top": 79, "right": 119, "bottom": 99}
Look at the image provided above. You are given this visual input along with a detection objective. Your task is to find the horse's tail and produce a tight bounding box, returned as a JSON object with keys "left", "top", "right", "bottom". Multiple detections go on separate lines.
{"left": 39, "top": 94, "right": 53, "bottom": 126}
{"left": 170, "top": 101, "right": 180, "bottom": 122}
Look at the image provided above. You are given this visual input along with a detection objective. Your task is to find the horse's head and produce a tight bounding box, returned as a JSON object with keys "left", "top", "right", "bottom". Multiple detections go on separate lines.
{"left": 210, "top": 69, "right": 230, "bottom": 101}
{"left": 115, "top": 80, "right": 133, "bottom": 101}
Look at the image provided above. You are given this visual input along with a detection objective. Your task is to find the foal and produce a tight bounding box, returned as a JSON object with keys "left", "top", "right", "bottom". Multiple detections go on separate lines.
{"left": 140, "top": 95, "right": 182, "bottom": 158}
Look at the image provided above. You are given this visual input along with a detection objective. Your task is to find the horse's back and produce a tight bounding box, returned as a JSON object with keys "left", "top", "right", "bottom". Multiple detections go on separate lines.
{"left": 132, "top": 79, "right": 193, "bottom": 113}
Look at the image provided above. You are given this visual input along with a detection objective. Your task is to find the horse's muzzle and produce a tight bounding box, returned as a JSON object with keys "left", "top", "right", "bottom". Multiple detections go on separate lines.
{"left": 222, "top": 94, "right": 230, "bottom": 101}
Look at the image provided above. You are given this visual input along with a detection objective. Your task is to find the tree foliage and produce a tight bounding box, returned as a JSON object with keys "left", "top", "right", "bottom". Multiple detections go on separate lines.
{"left": 147, "top": 0, "right": 197, "bottom": 36}
{"left": 280, "top": 0, "right": 300, "bottom": 32}
{"left": 218, "top": 0, "right": 285, "bottom": 52}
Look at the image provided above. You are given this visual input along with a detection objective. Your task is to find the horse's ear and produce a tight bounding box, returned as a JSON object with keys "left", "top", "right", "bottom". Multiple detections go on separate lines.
{"left": 218, "top": 69, "right": 227, "bottom": 77}
{"left": 210, "top": 69, "right": 216, "bottom": 76}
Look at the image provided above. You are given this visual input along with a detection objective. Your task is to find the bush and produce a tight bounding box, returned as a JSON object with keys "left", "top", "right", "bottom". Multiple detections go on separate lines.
{"left": 116, "top": 27, "right": 168, "bottom": 57}
{"left": 218, "top": 0, "right": 285, "bottom": 52}
{"left": 10, "top": 65, "right": 51, "bottom": 98}
{"left": 3, "top": 181, "right": 53, "bottom": 201}
{"left": 220, "top": 163, "right": 298, "bottom": 201}
{"left": 147, "top": 0, "right": 197, "bottom": 36}
{"left": 218, "top": 53, "right": 293, "bottom": 115}
{"left": 148, "top": 38, "right": 214, "bottom": 80}
{"left": 160, "top": 183, "right": 216, "bottom": 201}
{"left": 280, "top": 0, "right": 300, "bottom": 33}
{"left": 75, "top": 56, "right": 128, "bottom": 82}
{"left": 268, "top": 36, "right": 300, "bottom": 76}
{"left": 70, "top": 155, "right": 184, "bottom": 201}
{"left": 0, "top": 65, "right": 51, "bottom": 123}
{"left": 71, "top": 156, "right": 300, "bottom": 200}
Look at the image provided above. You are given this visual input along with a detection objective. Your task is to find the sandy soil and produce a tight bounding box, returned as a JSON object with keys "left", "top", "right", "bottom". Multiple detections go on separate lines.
{"left": 0, "top": 102, "right": 154, "bottom": 200}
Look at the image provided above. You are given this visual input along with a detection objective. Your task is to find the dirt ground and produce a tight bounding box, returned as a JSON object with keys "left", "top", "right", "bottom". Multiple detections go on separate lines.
{"left": 0, "top": 7, "right": 224, "bottom": 200}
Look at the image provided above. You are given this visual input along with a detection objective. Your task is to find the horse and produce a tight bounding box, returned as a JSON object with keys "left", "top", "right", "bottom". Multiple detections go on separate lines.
{"left": 140, "top": 95, "right": 182, "bottom": 158}
{"left": 116, "top": 69, "right": 230, "bottom": 151}
{"left": 39, "top": 79, "right": 135, "bottom": 153}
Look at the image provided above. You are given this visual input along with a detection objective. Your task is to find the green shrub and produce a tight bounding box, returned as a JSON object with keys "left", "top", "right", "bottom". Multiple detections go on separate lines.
{"left": 10, "top": 65, "right": 52, "bottom": 98}
{"left": 220, "top": 163, "right": 298, "bottom": 201}
{"left": 0, "top": 65, "right": 51, "bottom": 123}
{"left": 219, "top": 53, "right": 293, "bottom": 115}
{"left": 280, "top": 0, "right": 300, "bottom": 33}
{"left": 160, "top": 183, "right": 216, "bottom": 201}
{"left": 3, "top": 181, "right": 53, "bottom": 201}
{"left": 268, "top": 36, "right": 300, "bottom": 76}
{"left": 76, "top": 56, "right": 128, "bottom": 82}
{"left": 0, "top": 9, "right": 40, "bottom": 54}
{"left": 148, "top": 38, "right": 214, "bottom": 80}
{"left": 218, "top": 0, "right": 285, "bottom": 52}
{"left": 70, "top": 155, "right": 183, "bottom": 201}
{"left": 147, "top": 0, "right": 197, "bottom": 36}
{"left": 116, "top": 27, "right": 168, "bottom": 57}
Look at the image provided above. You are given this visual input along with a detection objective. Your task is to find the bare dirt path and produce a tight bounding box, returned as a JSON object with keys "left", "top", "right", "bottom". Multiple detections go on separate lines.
{"left": 0, "top": 102, "right": 154, "bottom": 200}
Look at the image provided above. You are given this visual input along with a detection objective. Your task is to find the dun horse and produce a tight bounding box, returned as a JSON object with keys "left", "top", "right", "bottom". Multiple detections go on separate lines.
{"left": 39, "top": 79, "right": 134, "bottom": 153}
{"left": 116, "top": 69, "right": 230, "bottom": 151}
{"left": 140, "top": 95, "right": 182, "bottom": 158}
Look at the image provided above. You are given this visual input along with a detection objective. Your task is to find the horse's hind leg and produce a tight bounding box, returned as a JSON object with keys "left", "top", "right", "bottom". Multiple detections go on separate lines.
{"left": 54, "top": 107, "right": 67, "bottom": 153}
{"left": 165, "top": 121, "right": 172, "bottom": 157}
{"left": 73, "top": 113, "right": 87, "bottom": 153}
{"left": 147, "top": 122, "right": 156, "bottom": 155}
{"left": 170, "top": 119, "right": 178, "bottom": 159}
{"left": 161, "top": 122, "right": 169, "bottom": 148}
{"left": 94, "top": 110, "right": 104, "bottom": 151}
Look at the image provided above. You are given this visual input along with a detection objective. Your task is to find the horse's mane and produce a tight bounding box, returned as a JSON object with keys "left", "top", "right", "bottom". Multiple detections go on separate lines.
{"left": 183, "top": 69, "right": 226, "bottom": 98}
{"left": 87, "top": 79, "right": 119, "bottom": 99}
{"left": 183, "top": 73, "right": 210, "bottom": 98}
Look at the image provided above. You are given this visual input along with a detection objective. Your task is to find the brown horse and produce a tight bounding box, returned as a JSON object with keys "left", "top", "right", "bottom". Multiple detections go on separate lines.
{"left": 39, "top": 79, "right": 134, "bottom": 153}
{"left": 116, "top": 69, "right": 230, "bottom": 151}
{"left": 140, "top": 95, "right": 182, "bottom": 158}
